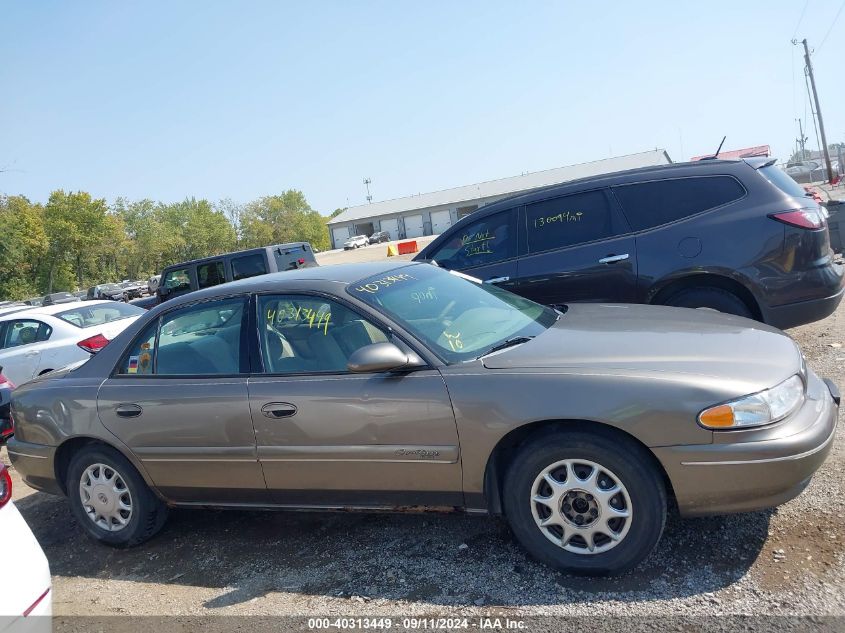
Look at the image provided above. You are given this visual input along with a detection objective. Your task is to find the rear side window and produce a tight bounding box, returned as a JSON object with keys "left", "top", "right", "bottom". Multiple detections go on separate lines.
{"left": 0, "top": 320, "right": 51, "bottom": 349}
{"left": 613, "top": 176, "right": 746, "bottom": 231}
{"left": 232, "top": 253, "right": 268, "bottom": 280}
{"left": 524, "top": 189, "right": 619, "bottom": 253}
{"left": 117, "top": 298, "right": 246, "bottom": 376}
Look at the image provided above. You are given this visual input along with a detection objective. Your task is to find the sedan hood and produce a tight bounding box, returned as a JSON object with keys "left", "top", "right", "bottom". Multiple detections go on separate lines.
{"left": 482, "top": 303, "right": 801, "bottom": 388}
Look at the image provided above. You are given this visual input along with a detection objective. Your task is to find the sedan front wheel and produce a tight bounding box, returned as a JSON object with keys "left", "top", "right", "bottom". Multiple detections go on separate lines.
{"left": 503, "top": 430, "right": 666, "bottom": 575}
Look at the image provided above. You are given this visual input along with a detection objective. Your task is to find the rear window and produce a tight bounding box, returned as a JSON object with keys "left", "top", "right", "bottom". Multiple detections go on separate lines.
{"left": 613, "top": 176, "right": 746, "bottom": 231}
{"left": 274, "top": 244, "right": 316, "bottom": 271}
{"left": 57, "top": 303, "right": 144, "bottom": 328}
{"left": 759, "top": 165, "right": 808, "bottom": 198}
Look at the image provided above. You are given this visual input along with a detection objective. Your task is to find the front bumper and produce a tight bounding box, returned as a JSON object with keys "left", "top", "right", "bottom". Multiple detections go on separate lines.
{"left": 6, "top": 440, "right": 62, "bottom": 496}
{"left": 655, "top": 371, "right": 839, "bottom": 517}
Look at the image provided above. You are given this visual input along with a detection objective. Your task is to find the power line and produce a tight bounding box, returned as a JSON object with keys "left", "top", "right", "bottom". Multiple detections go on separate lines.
{"left": 815, "top": 0, "right": 845, "bottom": 54}
{"left": 793, "top": 0, "right": 810, "bottom": 38}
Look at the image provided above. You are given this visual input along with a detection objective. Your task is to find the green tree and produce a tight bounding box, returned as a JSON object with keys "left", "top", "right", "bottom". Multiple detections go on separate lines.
{"left": 240, "top": 190, "right": 330, "bottom": 251}
{"left": 0, "top": 195, "right": 47, "bottom": 299}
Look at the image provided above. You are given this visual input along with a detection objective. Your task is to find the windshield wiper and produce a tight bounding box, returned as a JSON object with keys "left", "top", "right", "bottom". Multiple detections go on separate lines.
{"left": 477, "top": 336, "right": 534, "bottom": 359}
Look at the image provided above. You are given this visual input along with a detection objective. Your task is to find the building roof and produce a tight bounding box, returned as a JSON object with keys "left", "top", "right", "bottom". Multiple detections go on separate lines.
{"left": 328, "top": 149, "right": 672, "bottom": 225}
{"left": 690, "top": 145, "right": 770, "bottom": 162}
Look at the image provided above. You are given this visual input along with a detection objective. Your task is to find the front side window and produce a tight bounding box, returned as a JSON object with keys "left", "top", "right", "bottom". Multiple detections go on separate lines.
{"left": 162, "top": 268, "right": 191, "bottom": 293}
{"left": 231, "top": 253, "right": 268, "bottom": 281}
{"left": 117, "top": 298, "right": 246, "bottom": 376}
{"left": 57, "top": 303, "right": 143, "bottom": 328}
{"left": 613, "top": 176, "right": 746, "bottom": 232}
{"left": 1, "top": 320, "right": 52, "bottom": 349}
{"left": 197, "top": 261, "right": 225, "bottom": 289}
{"left": 429, "top": 210, "right": 515, "bottom": 269}
{"left": 348, "top": 265, "right": 556, "bottom": 363}
{"left": 524, "top": 189, "right": 619, "bottom": 253}
{"left": 258, "top": 295, "right": 388, "bottom": 374}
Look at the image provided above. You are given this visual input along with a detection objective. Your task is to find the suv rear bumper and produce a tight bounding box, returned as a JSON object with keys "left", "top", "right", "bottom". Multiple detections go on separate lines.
{"left": 763, "top": 283, "right": 843, "bottom": 330}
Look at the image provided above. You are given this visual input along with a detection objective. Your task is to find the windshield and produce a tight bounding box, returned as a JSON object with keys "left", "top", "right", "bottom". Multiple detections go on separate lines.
{"left": 347, "top": 265, "right": 557, "bottom": 362}
{"left": 57, "top": 302, "right": 144, "bottom": 328}
{"left": 759, "top": 165, "right": 809, "bottom": 199}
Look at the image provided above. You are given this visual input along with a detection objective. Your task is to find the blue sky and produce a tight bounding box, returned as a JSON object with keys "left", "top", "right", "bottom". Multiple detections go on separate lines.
{"left": 2, "top": 1, "right": 843, "bottom": 214}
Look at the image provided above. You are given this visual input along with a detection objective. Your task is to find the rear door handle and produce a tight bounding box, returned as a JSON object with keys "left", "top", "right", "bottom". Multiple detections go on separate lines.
{"left": 598, "top": 253, "right": 630, "bottom": 264}
{"left": 261, "top": 402, "right": 298, "bottom": 419}
{"left": 115, "top": 403, "right": 143, "bottom": 418}
{"left": 484, "top": 276, "right": 510, "bottom": 284}
{"left": 24, "top": 350, "right": 40, "bottom": 357}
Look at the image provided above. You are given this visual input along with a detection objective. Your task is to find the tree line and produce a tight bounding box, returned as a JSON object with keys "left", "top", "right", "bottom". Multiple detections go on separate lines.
{"left": 0, "top": 189, "right": 331, "bottom": 300}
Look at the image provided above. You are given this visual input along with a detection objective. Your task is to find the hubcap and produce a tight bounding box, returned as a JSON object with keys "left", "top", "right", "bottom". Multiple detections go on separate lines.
{"left": 530, "top": 459, "right": 632, "bottom": 554}
{"left": 79, "top": 463, "right": 133, "bottom": 532}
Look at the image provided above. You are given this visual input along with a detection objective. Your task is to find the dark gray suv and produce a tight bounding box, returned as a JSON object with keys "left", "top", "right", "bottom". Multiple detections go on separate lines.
{"left": 416, "top": 158, "right": 844, "bottom": 329}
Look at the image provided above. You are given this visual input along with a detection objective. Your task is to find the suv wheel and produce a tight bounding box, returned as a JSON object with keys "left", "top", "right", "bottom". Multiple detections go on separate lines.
{"left": 503, "top": 430, "right": 666, "bottom": 575}
{"left": 664, "top": 286, "right": 752, "bottom": 319}
{"left": 67, "top": 445, "right": 168, "bottom": 547}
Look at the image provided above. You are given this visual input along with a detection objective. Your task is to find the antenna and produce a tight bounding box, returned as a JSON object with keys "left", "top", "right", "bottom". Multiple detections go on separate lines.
{"left": 363, "top": 178, "right": 372, "bottom": 203}
{"left": 713, "top": 136, "right": 726, "bottom": 158}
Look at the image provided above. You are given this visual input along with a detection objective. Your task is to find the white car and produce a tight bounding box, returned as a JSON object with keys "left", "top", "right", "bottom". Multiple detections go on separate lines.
{"left": 0, "top": 462, "right": 51, "bottom": 631}
{"left": 343, "top": 235, "right": 369, "bottom": 249}
{"left": 0, "top": 301, "right": 144, "bottom": 386}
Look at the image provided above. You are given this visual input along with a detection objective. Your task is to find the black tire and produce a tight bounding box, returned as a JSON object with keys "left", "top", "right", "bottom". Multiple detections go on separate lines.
{"left": 503, "top": 430, "right": 666, "bottom": 576}
{"left": 663, "top": 286, "right": 752, "bottom": 319}
{"left": 66, "top": 445, "right": 168, "bottom": 547}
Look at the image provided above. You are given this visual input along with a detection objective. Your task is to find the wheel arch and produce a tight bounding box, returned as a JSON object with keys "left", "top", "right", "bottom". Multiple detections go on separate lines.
{"left": 53, "top": 435, "right": 163, "bottom": 501}
{"left": 648, "top": 272, "right": 762, "bottom": 321}
{"left": 482, "top": 419, "right": 675, "bottom": 515}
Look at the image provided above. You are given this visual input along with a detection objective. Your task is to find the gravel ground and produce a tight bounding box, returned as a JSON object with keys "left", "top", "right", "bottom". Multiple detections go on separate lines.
{"left": 3, "top": 295, "right": 845, "bottom": 622}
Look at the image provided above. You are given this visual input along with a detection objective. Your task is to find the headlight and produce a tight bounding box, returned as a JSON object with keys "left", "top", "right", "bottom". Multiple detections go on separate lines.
{"left": 699, "top": 375, "right": 805, "bottom": 430}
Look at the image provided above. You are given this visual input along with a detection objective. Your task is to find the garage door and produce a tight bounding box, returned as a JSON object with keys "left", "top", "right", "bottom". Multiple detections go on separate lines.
{"left": 403, "top": 214, "right": 424, "bottom": 239}
{"left": 380, "top": 218, "right": 399, "bottom": 241}
{"left": 430, "top": 210, "right": 452, "bottom": 235}
{"left": 331, "top": 226, "right": 350, "bottom": 249}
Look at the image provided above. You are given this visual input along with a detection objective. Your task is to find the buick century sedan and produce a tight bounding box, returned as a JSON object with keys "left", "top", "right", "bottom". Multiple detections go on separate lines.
{"left": 7, "top": 262, "right": 840, "bottom": 575}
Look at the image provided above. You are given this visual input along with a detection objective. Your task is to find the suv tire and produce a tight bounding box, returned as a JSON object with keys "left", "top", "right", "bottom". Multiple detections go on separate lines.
{"left": 664, "top": 286, "right": 752, "bottom": 319}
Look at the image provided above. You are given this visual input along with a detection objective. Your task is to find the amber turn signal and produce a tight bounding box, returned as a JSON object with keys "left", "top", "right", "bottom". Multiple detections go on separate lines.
{"left": 698, "top": 404, "right": 735, "bottom": 428}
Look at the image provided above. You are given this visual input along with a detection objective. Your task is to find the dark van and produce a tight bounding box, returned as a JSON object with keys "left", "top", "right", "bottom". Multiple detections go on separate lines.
{"left": 415, "top": 158, "right": 844, "bottom": 329}
{"left": 132, "top": 242, "right": 318, "bottom": 309}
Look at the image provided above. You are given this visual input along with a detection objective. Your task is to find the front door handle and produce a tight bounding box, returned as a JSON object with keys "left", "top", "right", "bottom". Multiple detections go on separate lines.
{"left": 24, "top": 350, "right": 39, "bottom": 357}
{"left": 484, "top": 276, "right": 510, "bottom": 284}
{"left": 115, "top": 403, "right": 143, "bottom": 418}
{"left": 598, "top": 253, "right": 630, "bottom": 264}
{"left": 261, "top": 402, "right": 297, "bottom": 419}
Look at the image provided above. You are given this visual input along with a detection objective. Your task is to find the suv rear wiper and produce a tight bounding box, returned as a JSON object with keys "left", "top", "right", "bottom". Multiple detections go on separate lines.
{"left": 477, "top": 336, "right": 534, "bottom": 359}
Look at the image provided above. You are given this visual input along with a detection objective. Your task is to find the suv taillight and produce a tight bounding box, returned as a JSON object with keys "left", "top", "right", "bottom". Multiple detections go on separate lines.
{"left": 78, "top": 333, "right": 110, "bottom": 354}
{"left": 0, "top": 464, "right": 11, "bottom": 509}
{"left": 771, "top": 209, "right": 826, "bottom": 230}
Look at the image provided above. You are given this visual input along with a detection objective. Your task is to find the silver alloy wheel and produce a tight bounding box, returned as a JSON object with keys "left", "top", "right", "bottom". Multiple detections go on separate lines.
{"left": 530, "top": 458, "right": 632, "bottom": 554}
{"left": 79, "top": 463, "right": 133, "bottom": 532}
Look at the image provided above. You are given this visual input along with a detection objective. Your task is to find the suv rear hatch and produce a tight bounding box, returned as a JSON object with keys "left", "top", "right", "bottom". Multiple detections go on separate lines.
{"left": 274, "top": 243, "right": 318, "bottom": 271}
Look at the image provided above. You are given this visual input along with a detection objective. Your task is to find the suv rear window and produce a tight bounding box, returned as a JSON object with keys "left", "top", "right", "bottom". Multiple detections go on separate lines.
{"left": 274, "top": 244, "right": 316, "bottom": 271}
{"left": 613, "top": 176, "right": 746, "bottom": 231}
{"left": 759, "top": 165, "right": 808, "bottom": 198}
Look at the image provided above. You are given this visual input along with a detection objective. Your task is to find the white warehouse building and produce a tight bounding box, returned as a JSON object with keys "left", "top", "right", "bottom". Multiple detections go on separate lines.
{"left": 326, "top": 149, "right": 672, "bottom": 249}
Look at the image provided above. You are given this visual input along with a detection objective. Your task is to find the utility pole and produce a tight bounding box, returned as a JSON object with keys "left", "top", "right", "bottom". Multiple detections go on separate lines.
{"left": 363, "top": 178, "right": 373, "bottom": 203}
{"left": 797, "top": 118, "right": 807, "bottom": 161}
{"left": 796, "top": 38, "right": 834, "bottom": 183}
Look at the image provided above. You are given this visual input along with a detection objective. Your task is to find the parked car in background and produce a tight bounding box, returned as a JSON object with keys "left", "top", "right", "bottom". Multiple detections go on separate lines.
{"left": 72, "top": 290, "right": 87, "bottom": 300}
{"left": 368, "top": 230, "right": 391, "bottom": 244}
{"left": 0, "top": 302, "right": 26, "bottom": 309}
{"left": 417, "top": 158, "right": 844, "bottom": 330}
{"left": 0, "top": 461, "right": 52, "bottom": 627}
{"left": 86, "top": 283, "right": 125, "bottom": 302}
{"left": 119, "top": 281, "right": 144, "bottom": 301}
{"left": 0, "top": 301, "right": 144, "bottom": 386}
{"left": 23, "top": 298, "right": 43, "bottom": 307}
{"left": 344, "top": 235, "right": 369, "bottom": 249}
{"left": 7, "top": 262, "right": 839, "bottom": 575}
{"left": 41, "top": 292, "right": 81, "bottom": 306}
{"left": 131, "top": 242, "right": 318, "bottom": 310}
{"left": 147, "top": 275, "right": 161, "bottom": 295}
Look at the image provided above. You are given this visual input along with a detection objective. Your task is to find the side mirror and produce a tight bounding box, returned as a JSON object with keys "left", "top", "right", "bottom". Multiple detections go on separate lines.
{"left": 347, "top": 342, "right": 424, "bottom": 373}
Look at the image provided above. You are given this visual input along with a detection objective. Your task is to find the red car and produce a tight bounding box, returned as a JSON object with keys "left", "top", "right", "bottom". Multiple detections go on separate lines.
{"left": 0, "top": 369, "right": 14, "bottom": 443}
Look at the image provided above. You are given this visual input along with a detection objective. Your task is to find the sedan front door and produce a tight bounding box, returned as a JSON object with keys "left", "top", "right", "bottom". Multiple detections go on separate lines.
{"left": 248, "top": 293, "right": 463, "bottom": 507}
{"left": 97, "top": 297, "right": 267, "bottom": 503}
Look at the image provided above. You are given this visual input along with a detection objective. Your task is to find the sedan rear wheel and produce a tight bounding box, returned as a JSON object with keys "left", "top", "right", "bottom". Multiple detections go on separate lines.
{"left": 503, "top": 430, "right": 666, "bottom": 575}
{"left": 67, "top": 445, "right": 168, "bottom": 547}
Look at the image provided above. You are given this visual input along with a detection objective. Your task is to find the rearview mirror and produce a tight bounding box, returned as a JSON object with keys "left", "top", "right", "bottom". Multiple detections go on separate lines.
{"left": 347, "top": 342, "right": 422, "bottom": 373}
